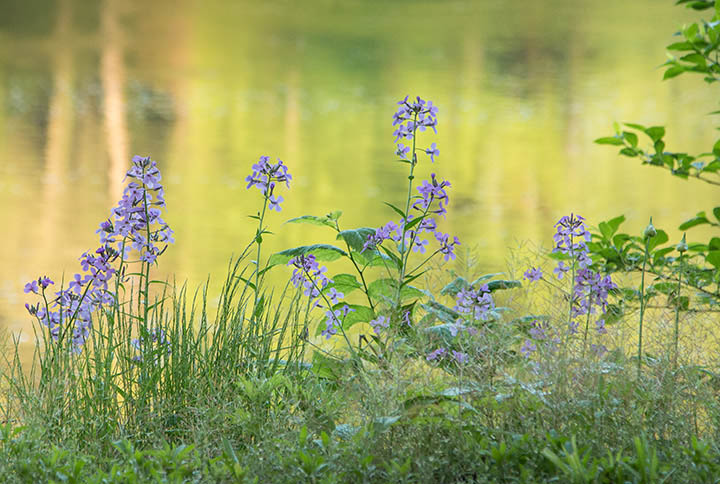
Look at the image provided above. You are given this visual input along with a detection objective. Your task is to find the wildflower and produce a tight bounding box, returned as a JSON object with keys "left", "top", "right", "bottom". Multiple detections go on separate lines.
{"left": 322, "top": 305, "right": 353, "bottom": 340}
{"left": 523, "top": 267, "right": 542, "bottom": 282}
{"left": 23, "top": 280, "right": 39, "bottom": 294}
{"left": 426, "top": 347, "right": 447, "bottom": 361}
{"left": 455, "top": 284, "right": 494, "bottom": 321}
{"left": 435, "top": 232, "right": 460, "bottom": 261}
{"left": 521, "top": 339, "right": 536, "bottom": 357}
{"left": 425, "top": 142, "right": 440, "bottom": 162}
{"left": 369, "top": 315, "right": 389, "bottom": 335}
{"left": 452, "top": 350, "right": 468, "bottom": 364}
{"left": 396, "top": 143, "right": 410, "bottom": 159}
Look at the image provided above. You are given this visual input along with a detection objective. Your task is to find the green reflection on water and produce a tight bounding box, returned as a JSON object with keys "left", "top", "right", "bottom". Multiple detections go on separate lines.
{"left": 0, "top": 0, "right": 717, "bottom": 361}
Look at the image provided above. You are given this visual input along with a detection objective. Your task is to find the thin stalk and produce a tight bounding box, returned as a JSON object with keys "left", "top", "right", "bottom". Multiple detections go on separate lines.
{"left": 673, "top": 260, "right": 683, "bottom": 370}
{"left": 394, "top": 112, "right": 418, "bottom": 312}
{"left": 253, "top": 194, "right": 270, "bottom": 313}
{"left": 637, "top": 237, "right": 651, "bottom": 378}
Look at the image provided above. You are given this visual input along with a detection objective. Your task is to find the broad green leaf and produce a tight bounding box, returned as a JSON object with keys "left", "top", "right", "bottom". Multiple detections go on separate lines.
{"left": 679, "top": 214, "right": 710, "bottom": 230}
{"left": 313, "top": 304, "right": 374, "bottom": 336}
{"left": 710, "top": 237, "right": 720, "bottom": 251}
{"left": 714, "top": 206, "right": 720, "bottom": 223}
{"left": 440, "top": 277, "right": 472, "bottom": 297}
{"left": 285, "top": 215, "right": 336, "bottom": 229}
{"left": 707, "top": 250, "right": 720, "bottom": 269}
{"left": 644, "top": 126, "right": 665, "bottom": 142}
{"left": 647, "top": 230, "right": 669, "bottom": 252}
{"left": 337, "top": 228, "right": 375, "bottom": 252}
{"left": 368, "top": 278, "right": 424, "bottom": 302}
{"left": 666, "top": 41, "right": 694, "bottom": 51}
{"left": 325, "top": 274, "right": 363, "bottom": 295}
{"left": 622, "top": 131, "right": 638, "bottom": 147}
{"left": 472, "top": 273, "right": 505, "bottom": 285}
{"left": 486, "top": 280, "right": 521, "bottom": 291}
{"left": 267, "top": 244, "right": 347, "bottom": 267}
{"left": 664, "top": 65, "right": 686, "bottom": 79}
{"left": 420, "top": 301, "right": 460, "bottom": 325}
{"left": 624, "top": 122, "right": 646, "bottom": 131}
{"left": 594, "top": 136, "right": 624, "bottom": 146}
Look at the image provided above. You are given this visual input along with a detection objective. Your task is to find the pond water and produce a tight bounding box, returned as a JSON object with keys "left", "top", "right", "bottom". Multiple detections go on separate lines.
{"left": 1, "top": 0, "right": 717, "bottom": 357}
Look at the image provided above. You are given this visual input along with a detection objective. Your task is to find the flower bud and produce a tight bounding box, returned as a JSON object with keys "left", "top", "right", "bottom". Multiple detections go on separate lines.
{"left": 643, "top": 217, "right": 657, "bottom": 239}
{"left": 676, "top": 233, "right": 688, "bottom": 253}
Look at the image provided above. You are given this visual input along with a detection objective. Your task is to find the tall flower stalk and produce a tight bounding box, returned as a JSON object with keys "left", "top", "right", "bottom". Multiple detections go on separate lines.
{"left": 245, "top": 156, "right": 292, "bottom": 314}
{"left": 638, "top": 217, "right": 656, "bottom": 377}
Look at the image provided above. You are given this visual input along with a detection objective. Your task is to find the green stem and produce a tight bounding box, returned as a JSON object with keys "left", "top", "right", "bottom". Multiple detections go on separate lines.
{"left": 394, "top": 112, "right": 418, "bottom": 314}
{"left": 253, "top": 195, "right": 270, "bottom": 314}
{"left": 638, "top": 238, "right": 650, "bottom": 378}
{"left": 673, "top": 260, "right": 683, "bottom": 370}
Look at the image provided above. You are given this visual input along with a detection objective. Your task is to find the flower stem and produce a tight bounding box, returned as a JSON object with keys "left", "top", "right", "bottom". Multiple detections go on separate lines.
{"left": 638, "top": 237, "right": 651, "bottom": 378}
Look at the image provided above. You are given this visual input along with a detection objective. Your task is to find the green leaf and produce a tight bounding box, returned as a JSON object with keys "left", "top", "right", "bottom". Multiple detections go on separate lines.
{"left": 267, "top": 244, "right": 347, "bottom": 267}
{"left": 707, "top": 250, "right": 720, "bottom": 269}
{"left": 384, "top": 202, "right": 406, "bottom": 219}
{"left": 368, "top": 278, "right": 424, "bottom": 303}
{"left": 486, "top": 280, "right": 521, "bottom": 292}
{"left": 713, "top": 206, "right": 720, "bottom": 223}
{"left": 439, "top": 276, "right": 472, "bottom": 297}
{"left": 420, "top": 301, "right": 460, "bottom": 325}
{"left": 285, "top": 215, "right": 336, "bottom": 229}
{"left": 622, "top": 131, "right": 639, "bottom": 147}
{"left": 594, "top": 136, "right": 625, "bottom": 146}
{"left": 647, "top": 230, "right": 669, "bottom": 252}
{"left": 679, "top": 214, "right": 710, "bottom": 230}
{"left": 664, "top": 65, "right": 686, "bottom": 79}
{"left": 644, "top": 126, "right": 665, "bottom": 142}
{"left": 337, "top": 228, "right": 375, "bottom": 252}
{"left": 713, "top": 139, "right": 720, "bottom": 157}
{"left": 624, "top": 122, "right": 646, "bottom": 131}
{"left": 666, "top": 41, "right": 694, "bottom": 51}
{"left": 315, "top": 304, "right": 374, "bottom": 336}
{"left": 326, "top": 274, "right": 363, "bottom": 295}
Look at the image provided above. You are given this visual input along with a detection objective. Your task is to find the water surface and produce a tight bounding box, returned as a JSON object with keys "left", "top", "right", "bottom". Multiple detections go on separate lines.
{"left": 1, "top": 0, "right": 717, "bottom": 355}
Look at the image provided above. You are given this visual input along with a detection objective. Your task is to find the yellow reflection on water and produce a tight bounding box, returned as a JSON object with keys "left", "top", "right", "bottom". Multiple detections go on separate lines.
{"left": 0, "top": 0, "right": 717, "bottom": 363}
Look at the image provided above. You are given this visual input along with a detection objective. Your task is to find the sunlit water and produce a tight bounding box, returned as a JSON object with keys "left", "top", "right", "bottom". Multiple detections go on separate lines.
{"left": 1, "top": 0, "right": 717, "bottom": 361}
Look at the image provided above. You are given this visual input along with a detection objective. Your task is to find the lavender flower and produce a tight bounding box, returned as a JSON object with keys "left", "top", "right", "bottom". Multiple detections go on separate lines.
{"left": 452, "top": 350, "right": 468, "bottom": 364}
{"left": 455, "top": 284, "right": 494, "bottom": 322}
{"left": 322, "top": 305, "right": 353, "bottom": 340}
{"left": 435, "top": 232, "right": 460, "bottom": 261}
{"left": 245, "top": 156, "right": 292, "bottom": 211}
{"left": 392, "top": 95, "right": 439, "bottom": 143}
{"left": 24, "top": 155, "right": 172, "bottom": 352}
{"left": 426, "top": 347, "right": 447, "bottom": 361}
{"left": 520, "top": 339, "right": 536, "bottom": 357}
{"left": 369, "top": 315, "right": 389, "bottom": 335}
{"left": 523, "top": 267, "right": 542, "bottom": 282}
{"left": 425, "top": 142, "right": 439, "bottom": 163}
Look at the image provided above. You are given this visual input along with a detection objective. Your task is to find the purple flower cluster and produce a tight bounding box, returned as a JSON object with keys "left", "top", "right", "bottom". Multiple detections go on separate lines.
{"left": 426, "top": 347, "right": 468, "bottom": 364}
{"left": 392, "top": 96, "right": 439, "bottom": 159}
{"left": 25, "top": 155, "right": 172, "bottom": 352}
{"left": 454, "top": 284, "right": 495, "bottom": 322}
{"left": 245, "top": 155, "right": 292, "bottom": 211}
{"left": 362, "top": 174, "right": 460, "bottom": 261}
{"left": 98, "top": 155, "right": 174, "bottom": 262}
{"left": 523, "top": 267, "right": 543, "bottom": 282}
{"left": 572, "top": 268, "right": 616, "bottom": 320}
{"left": 288, "top": 254, "right": 352, "bottom": 339}
{"left": 552, "top": 213, "right": 592, "bottom": 278}
{"left": 369, "top": 315, "right": 389, "bottom": 335}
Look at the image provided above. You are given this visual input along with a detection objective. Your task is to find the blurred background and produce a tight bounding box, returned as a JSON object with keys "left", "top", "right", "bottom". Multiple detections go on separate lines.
{"left": 0, "top": 0, "right": 717, "bottom": 355}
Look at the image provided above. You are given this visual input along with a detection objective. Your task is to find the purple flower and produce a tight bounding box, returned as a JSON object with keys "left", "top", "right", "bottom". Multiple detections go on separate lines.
{"left": 392, "top": 95, "right": 439, "bottom": 142}
{"left": 369, "top": 315, "right": 389, "bottom": 335}
{"left": 452, "top": 350, "right": 468, "bottom": 364}
{"left": 425, "top": 143, "right": 439, "bottom": 162}
{"left": 523, "top": 267, "right": 542, "bottom": 282}
{"left": 553, "top": 261, "right": 570, "bottom": 280}
{"left": 24, "top": 280, "right": 39, "bottom": 294}
{"left": 426, "top": 347, "right": 447, "bottom": 361}
{"left": 435, "top": 232, "right": 460, "bottom": 261}
{"left": 455, "top": 285, "right": 494, "bottom": 321}
{"left": 321, "top": 305, "right": 353, "bottom": 340}
{"left": 396, "top": 143, "right": 410, "bottom": 159}
{"left": 521, "top": 339, "right": 536, "bottom": 357}
{"left": 269, "top": 194, "right": 284, "bottom": 212}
